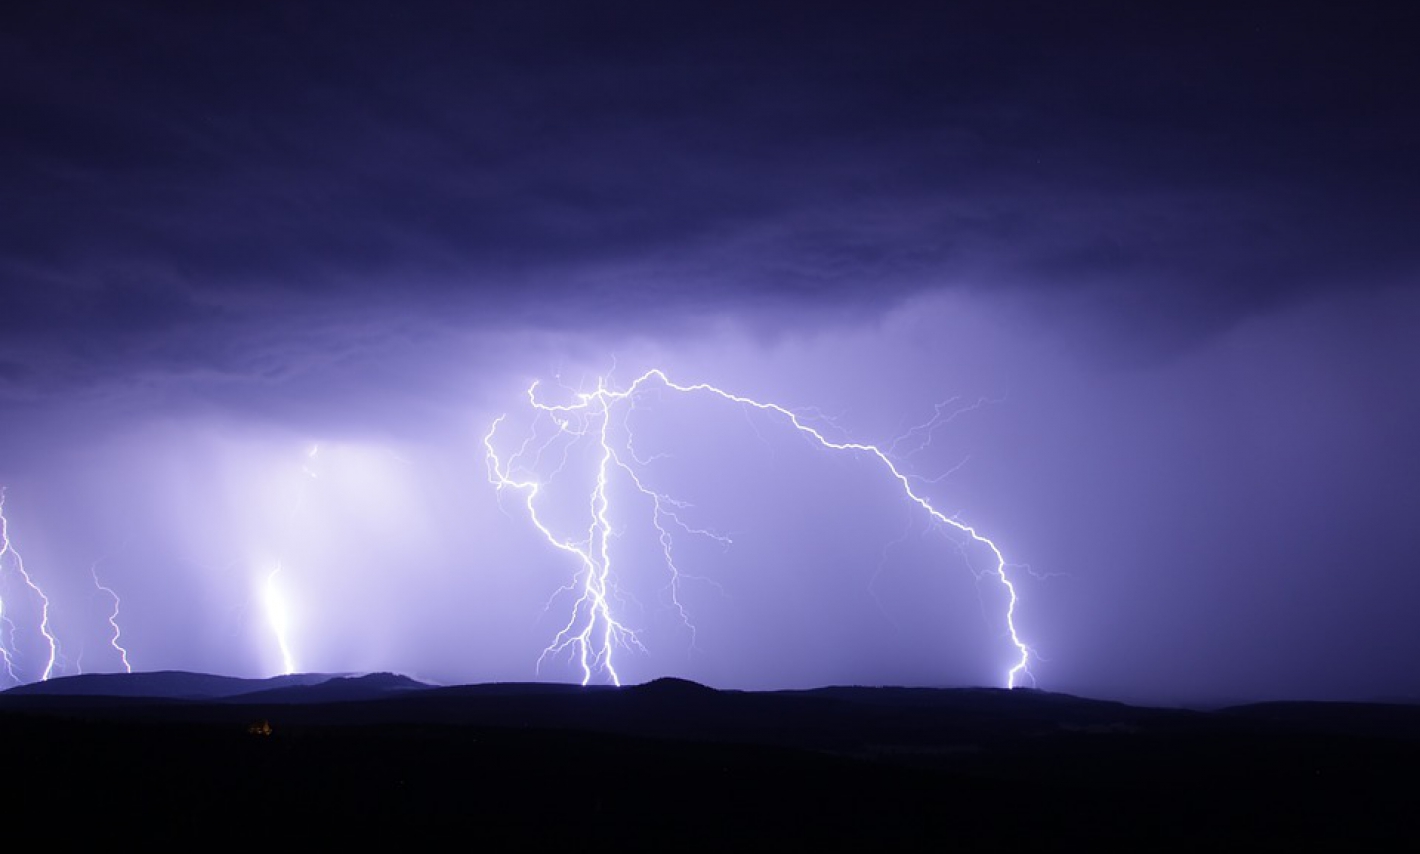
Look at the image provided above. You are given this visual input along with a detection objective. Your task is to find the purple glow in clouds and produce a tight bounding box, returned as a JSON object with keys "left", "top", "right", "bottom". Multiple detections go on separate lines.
{"left": 2, "top": 3, "right": 1417, "bottom": 704}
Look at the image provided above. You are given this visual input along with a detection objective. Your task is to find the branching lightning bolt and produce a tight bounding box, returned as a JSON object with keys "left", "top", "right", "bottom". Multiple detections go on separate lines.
{"left": 0, "top": 488, "right": 59, "bottom": 684}
{"left": 485, "top": 369, "right": 1033, "bottom": 689}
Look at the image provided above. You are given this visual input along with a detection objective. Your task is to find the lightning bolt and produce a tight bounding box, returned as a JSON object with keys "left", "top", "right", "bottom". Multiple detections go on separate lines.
{"left": 261, "top": 444, "right": 319, "bottom": 676}
{"left": 264, "top": 562, "right": 296, "bottom": 676}
{"left": 485, "top": 382, "right": 641, "bottom": 686}
{"left": 0, "top": 488, "right": 59, "bottom": 684}
{"left": 91, "top": 564, "right": 133, "bottom": 674}
{"left": 485, "top": 369, "right": 1033, "bottom": 689}
{"left": 0, "top": 577, "right": 15, "bottom": 685}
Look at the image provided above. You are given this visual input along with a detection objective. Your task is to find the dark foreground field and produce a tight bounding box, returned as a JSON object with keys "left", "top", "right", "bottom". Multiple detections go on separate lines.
{"left": 3, "top": 673, "right": 1415, "bottom": 845}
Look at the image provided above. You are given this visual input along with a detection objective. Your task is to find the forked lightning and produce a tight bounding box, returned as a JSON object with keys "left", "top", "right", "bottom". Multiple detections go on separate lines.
{"left": 485, "top": 369, "right": 1032, "bottom": 688}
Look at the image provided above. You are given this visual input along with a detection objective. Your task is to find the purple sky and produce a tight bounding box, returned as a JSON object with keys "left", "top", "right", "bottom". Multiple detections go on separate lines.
{"left": 1, "top": 2, "right": 1417, "bottom": 703}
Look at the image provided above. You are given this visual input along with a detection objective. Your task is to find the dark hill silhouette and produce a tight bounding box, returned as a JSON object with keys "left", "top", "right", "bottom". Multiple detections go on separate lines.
{"left": 2, "top": 671, "right": 1418, "bottom": 846}
{"left": 1219, "top": 699, "right": 1420, "bottom": 739}
{"left": 223, "top": 672, "right": 431, "bottom": 704}
{"left": 630, "top": 675, "right": 718, "bottom": 695}
{"left": 0, "top": 669, "right": 339, "bottom": 700}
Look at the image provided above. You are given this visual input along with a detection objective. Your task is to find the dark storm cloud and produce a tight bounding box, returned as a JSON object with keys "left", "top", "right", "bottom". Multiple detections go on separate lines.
{"left": 3, "top": 1, "right": 1417, "bottom": 391}
{"left": 2, "top": 3, "right": 1417, "bottom": 700}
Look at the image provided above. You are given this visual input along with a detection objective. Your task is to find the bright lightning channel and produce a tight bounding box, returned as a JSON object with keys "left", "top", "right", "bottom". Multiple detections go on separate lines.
{"left": 484, "top": 369, "right": 1033, "bottom": 689}
{"left": 91, "top": 564, "right": 133, "bottom": 674}
{"left": 0, "top": 488, "right": 59, "bottom": 684}
{"left": 264, "top": 563, "right": 296, "bottom": 676}
{"left": 262, "top": 444, "right": 319, "bottom": 676}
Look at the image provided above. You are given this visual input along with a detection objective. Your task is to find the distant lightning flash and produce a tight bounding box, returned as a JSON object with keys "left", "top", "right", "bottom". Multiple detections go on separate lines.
{"left": 0, "top": 488, "right": 59, "bottom": 684}
{"left": 262, "top": 444, "right": 319, "bottom": 676}
{"left": 91, "top": 564, "right": 132, "bottom": 674}
{"left": 485, "top": 369, "right": 1033, "bottom": 688}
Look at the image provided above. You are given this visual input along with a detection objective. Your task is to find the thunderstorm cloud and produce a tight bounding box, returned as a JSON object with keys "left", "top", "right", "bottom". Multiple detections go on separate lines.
{"left": 1, "top": 2, "right": 1417, "bottom": 702}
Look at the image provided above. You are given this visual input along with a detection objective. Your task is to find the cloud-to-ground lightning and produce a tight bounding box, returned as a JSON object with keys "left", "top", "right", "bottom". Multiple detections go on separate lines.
{"left": 263, "top": 563, "right": 296, "bottom": 675}
{"left": 0, "top": 488, "right": 59, "bottom": 684}
{"left": 261, "top": 444, "right": 320, "bottom": 676}
{"left": 485, "top": 369, "right": 1033, "bottom": 688}
{"left": 91, "top": 563, "right": 133, "bottom": 674}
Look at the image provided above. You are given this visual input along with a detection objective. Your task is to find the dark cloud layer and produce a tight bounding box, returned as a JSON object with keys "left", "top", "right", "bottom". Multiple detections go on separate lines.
{"left": 4, "top": 2, "right": 1417, "bottom": 386}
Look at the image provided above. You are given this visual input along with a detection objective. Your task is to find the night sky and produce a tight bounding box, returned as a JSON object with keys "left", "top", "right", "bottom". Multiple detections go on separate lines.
{"left": 2, "top": 2, "right": 1417, "bottom": 704}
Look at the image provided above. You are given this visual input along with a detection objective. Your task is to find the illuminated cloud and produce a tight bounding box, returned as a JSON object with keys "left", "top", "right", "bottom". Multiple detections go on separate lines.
{"left": 0, "top": 3, "right": 1416, "bottom": 701}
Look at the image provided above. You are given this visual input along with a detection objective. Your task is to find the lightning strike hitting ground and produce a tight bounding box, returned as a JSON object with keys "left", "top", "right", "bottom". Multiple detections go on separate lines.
{"left": 261, "top": 444, "right": 319, "bottom": 676}
{"left": 485, "top": 369, "right": 1033, "bottom": 688}
{"left": 0, "top": 488, "right": 59, "bottom": 684}
{"left": 91, "top": 565, "right": 133, "bottom": 674}
{"left": 264, "top": 563, "right": 296, "bottom": 676}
